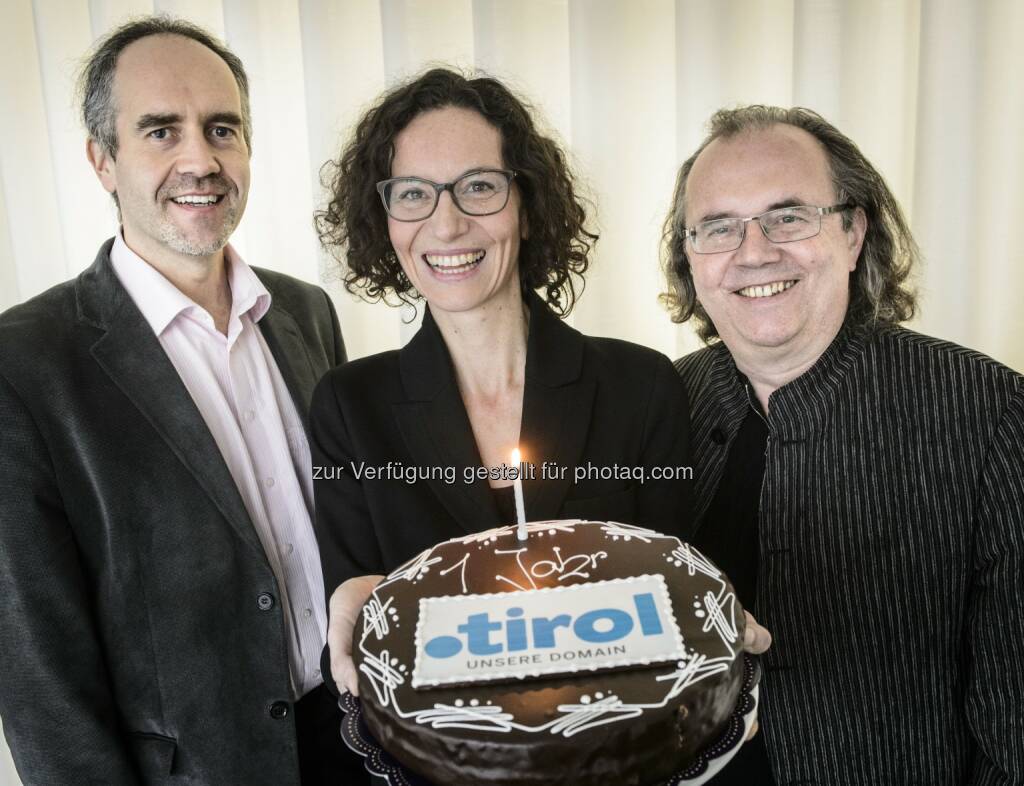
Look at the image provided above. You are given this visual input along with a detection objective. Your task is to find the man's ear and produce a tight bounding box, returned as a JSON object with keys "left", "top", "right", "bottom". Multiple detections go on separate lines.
{"left": 86, "top": 138, "right": 117, "bottom": 195}
{"left": 845, "top": 206, "right": 867, "bottom": 271}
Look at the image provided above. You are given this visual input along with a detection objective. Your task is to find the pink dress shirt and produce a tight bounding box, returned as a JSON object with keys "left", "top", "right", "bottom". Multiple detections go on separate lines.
{"left": 110, "top": 233, "right": 327, "bottom": 699}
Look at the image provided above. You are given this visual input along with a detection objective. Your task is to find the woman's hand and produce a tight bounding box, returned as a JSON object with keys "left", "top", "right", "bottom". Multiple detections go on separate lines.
{"left": 327, "top": 574, "right": 384, "bottom": 696}
{"left": 741, "top": 611, "right": 772, "bottom": 741}
{"left": 743, "top": 610, "right": 772, "bottom": 654}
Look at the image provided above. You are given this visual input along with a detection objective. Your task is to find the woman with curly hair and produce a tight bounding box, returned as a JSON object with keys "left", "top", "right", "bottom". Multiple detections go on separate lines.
{"left": 309, "top": 68, "right": 701, "bottom": 697}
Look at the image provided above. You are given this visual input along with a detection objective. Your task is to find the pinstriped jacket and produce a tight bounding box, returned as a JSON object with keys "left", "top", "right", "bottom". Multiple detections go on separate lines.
{"left": 675, "top": 323, "right": 1024, "bottom": 786}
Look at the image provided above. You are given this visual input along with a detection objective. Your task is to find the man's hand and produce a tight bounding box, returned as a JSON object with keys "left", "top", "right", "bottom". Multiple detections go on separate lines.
{"left": 327, "top": 574, "right": 384, "bottom": 696}
{"left": 743, "top": 610, "right": 772, "bottom": 654}
{"left": 741, "top": 611, "right": 772, "bottom": 741}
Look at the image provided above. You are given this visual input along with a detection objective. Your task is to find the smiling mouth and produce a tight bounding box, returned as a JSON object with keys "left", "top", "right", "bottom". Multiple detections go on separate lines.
{"left": 170, "top": 194, "right": 225, "bottom": 207}
{"left": 735, "top": 279, "right": 797, "bottom": 299}
{"left": 423, "top": 251, "right": 485, "bottom": 275}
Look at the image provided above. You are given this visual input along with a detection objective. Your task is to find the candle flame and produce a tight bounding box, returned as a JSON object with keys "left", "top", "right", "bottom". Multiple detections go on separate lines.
{"left": 511, "top": 448, "right": 521, "bottom": 465}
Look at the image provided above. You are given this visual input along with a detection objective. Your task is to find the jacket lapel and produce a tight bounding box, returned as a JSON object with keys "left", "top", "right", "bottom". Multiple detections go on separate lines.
{"left": 257, "top": 301, "right": 319, "bottom": 433}
{"left": 518, "top": 295, "right": 594, "bottom": 521}
{"left": 393, "top": 295, "right": 595, "bottom": 534}
{"left": 78, "top": 245, "right": 265, "bottom": 556}
{"left": 393, "top": 308, "right": 501, "bottom": 536}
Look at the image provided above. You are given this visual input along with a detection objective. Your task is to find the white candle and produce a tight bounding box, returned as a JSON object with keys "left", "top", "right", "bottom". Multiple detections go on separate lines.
{"left": 511, "top": 448, "right": 527, "bottom": 541}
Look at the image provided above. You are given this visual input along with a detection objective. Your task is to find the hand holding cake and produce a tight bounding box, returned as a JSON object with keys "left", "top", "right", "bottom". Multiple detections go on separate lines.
{"left": 742, "top": 610, "right": 772, "bottom": 654}
{"left": 327, "top": 575, "right": 384, "bottom": 697}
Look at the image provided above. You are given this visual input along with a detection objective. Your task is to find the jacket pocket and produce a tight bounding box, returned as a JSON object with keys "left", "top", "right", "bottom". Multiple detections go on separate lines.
{"left": 129, "top": 731, "right": 177, "bottom": 779}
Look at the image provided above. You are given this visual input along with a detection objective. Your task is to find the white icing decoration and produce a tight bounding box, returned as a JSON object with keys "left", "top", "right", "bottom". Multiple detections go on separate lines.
{"left": 551, "top": 696, "right": 643, "bottom": 737}
{"left": 358, "top": 648, "right": 404, "bottom": 708}
{"left": 361, "top": 595, "right": 395, "bottom": 641}
{"left": 531, "top": 546, "right": 608, "bottom": 583}
{"left": 701, "top": 588, "right": 740, "bottom": 646}
{"left": 598, "top": 521, "right": 659, "bottom": 543}
{"left": 438, "top": 552, "right": 471, "bottom": 594}
{"left": 414, "top": 703, "right": 515, "bottom": 732}
{"left": 494, "top": 544, "right": 608, "bottom": 591}
{"left": 655, "top": 651, "right": 736, "bottom": 700}
{"left": 493, "top": 547, "right": 537, "bottom": 591}
{"left": 670, "top": 543, "right": 722, "bottom": 580}
{"left": 391, "top": 550, "right": 443, "bottom": 584}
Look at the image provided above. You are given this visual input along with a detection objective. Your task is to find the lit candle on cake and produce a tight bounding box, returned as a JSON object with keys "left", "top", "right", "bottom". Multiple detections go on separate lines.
{"left": 511, "top": 448, "right": 527, "bottom": 541}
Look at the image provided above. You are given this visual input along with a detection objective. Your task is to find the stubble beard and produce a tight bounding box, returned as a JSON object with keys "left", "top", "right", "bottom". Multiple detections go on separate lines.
{"left": 155, "top": 174, "right": 242, "bottom": 257}
{"left": 157, "top": 198, "right": 240, "bottom": 257}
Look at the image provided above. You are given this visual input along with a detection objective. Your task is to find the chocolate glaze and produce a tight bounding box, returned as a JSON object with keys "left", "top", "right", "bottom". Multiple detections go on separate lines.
{"left": 355, "top": 521, "right": 745, "bottom": 786}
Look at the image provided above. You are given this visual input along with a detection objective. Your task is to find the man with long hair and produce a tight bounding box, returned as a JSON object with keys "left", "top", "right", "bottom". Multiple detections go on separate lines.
{"left": 666, "top": 106, "right": 1023, "bottom": 784}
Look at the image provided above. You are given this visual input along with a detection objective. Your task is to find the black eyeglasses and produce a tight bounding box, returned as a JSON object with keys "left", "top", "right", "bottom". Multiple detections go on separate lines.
{"left": 376, "top": 169, "right": 516, "bottom": 222}
{"left": 685, "top": 203, "right": 853, "bottom": 253}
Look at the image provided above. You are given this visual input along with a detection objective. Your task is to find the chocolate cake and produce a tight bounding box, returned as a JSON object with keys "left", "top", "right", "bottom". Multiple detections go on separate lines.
{"left": 354, "top": 520, "right": 746, "bottom": 786}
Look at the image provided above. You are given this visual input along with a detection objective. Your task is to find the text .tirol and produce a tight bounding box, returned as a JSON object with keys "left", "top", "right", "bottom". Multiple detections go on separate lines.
{"left": 411, "top": 575, "right": 686, "bottom": 689}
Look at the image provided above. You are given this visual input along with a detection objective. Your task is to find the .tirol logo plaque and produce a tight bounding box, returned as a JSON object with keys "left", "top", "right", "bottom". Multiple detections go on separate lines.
{"left": 412, "top": 575, "right": 685, "bottom": 689}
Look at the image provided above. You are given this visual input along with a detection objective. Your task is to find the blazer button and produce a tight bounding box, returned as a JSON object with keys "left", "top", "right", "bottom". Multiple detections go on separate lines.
{"left": 710, "top": 428, "right": 727, "bottom": 445}
{"left": 257, "top": 593, "right": 275, "bottom": 611}
{"left": 269, "top": 701, "right": 290, "bottom": 720}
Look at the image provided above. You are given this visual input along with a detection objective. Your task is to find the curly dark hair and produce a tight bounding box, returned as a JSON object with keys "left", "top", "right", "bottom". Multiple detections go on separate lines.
{"left": 315, "top": 68, "right": 597, "bottom": 316}
{"left": 662, "top": 105, "right": 918, "bottom": 342}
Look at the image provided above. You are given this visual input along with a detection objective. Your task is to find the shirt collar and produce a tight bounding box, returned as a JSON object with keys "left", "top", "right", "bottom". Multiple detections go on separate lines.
{"left": 708, "top": 315, "right": 875, "bottom": 432}
{"left": 109, "top": 231, "right": 271, "bottom": 337}
{"left": 225, "top": 244, "right": 272, "bottom": 324}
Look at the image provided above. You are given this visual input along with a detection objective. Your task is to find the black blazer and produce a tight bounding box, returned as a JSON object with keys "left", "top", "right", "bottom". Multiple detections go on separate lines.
{"left": 311, "top": 293, "right": 692, "bottom": 596}
{"left": 0, "top": 241, "right": 346, "bottom": 786}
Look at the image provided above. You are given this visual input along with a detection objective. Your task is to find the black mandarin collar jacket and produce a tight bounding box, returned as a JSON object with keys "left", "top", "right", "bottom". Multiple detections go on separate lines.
{"left": 675, "top": 320, "right": 1024, "bottom": 783}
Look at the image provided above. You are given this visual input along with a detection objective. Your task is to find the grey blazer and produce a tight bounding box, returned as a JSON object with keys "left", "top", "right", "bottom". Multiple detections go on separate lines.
{"left": 677, "top": 323, "right": 1024, "bottom": 785}
{"left": 0, "top": 240, "right": 346, "bottom": 785}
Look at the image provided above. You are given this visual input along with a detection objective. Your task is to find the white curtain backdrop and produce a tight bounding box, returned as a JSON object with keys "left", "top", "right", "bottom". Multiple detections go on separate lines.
{"left": 1, "top": 0, "right": 1022, "bottom": 782}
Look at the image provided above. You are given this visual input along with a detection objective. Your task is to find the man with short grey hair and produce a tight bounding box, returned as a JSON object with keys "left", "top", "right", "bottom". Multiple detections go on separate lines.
{"left": 667, "top": 106, "right": 1024, "bottom": 784}
{"left": 0, "top": 16, "right": 358, "bottom": 785}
